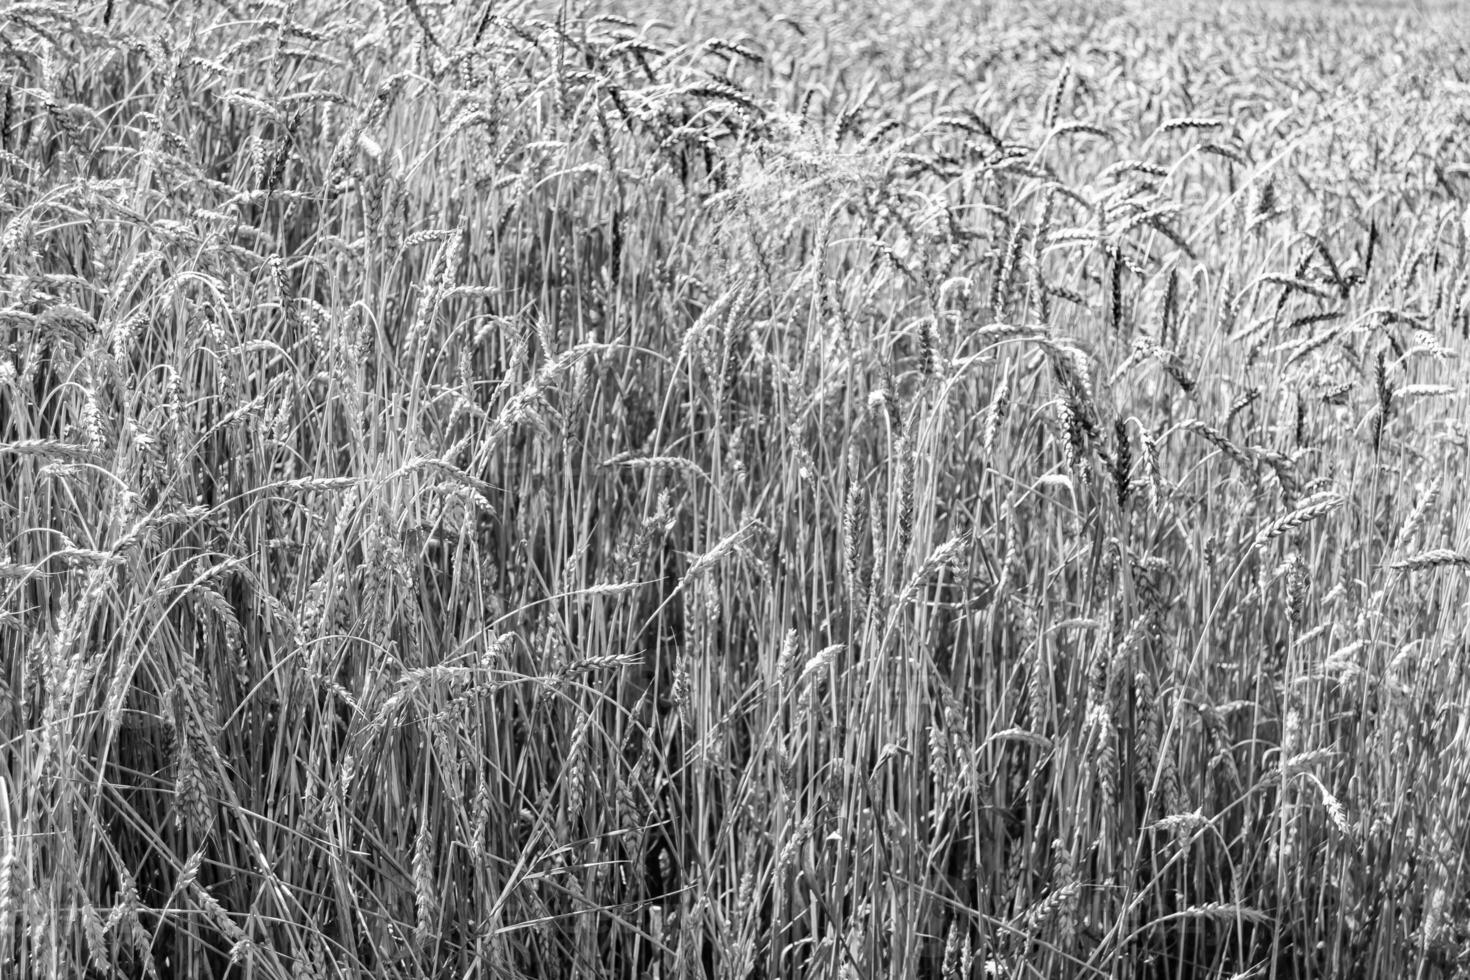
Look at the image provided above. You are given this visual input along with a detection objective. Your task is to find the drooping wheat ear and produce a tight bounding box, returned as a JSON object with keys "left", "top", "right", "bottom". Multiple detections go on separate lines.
{"left": 867, "top": 481, "right": 887, "bottom": 618}
{"left": 941, "top": 921, "right": 963, "bottom": 980}
{"left": 1225, "top": 386, "right": 1260, "bottom": 432}
{"left": 1372, "top": 348, "right": 1393, "bottom": 452}
{"left": 1182, "top": 418, "right": 1253, "bottom": 479}
{"left": 468, "top": 772, "right": 493, "bottom": 864}
{"left": 108, "top": 867, "right": 151, "bottom": 971}
{"left": 1136, "top": 424, "right": 1163, "bottom": 513}
{"left": 1109, "top": 616, "right": 1149, "bottom": 713}
{"left": 1159, "top": 116, "right": 1226, "bottom": 134}
{"left": 1149, "top": 808, "right": 1209, "bottom": 839}
{"left": 1044, "top": 339, "right": 1096, "bottom": 416}
{"left": 897, "top": 532, "right": 970, "bottom": 607}
{"left": 927, "top": 718, "right": 952, "bottom": 787}
{"left": 896, "top": 433, "right": 916, "bottom": 568}
{"left": 1030, "top": 188, "right": 1057, "bottom": 324}
{"left": 1392, "top": 549, "right": 1470, "bottom": 572}
{"left": 918, "top": 315, "right": 939, "bottom": 379}
{"left": 670, "top": 651, "right": 693, "bottom": 738}
{"left": 982, "top": 371, "right": 1010, "bottom": 457}
{"left": 1211, "top": 902, "right": 1281, "bottom": 928}
{"left": 680, "top": 518, "right": 761, "bottom": 589}
{"left": 1155, "top": 267, "right": 1178, "bottom": 345}
{"left": 1271, "top": 250, "right": 1316, "bottom": 320}
{"left": 1108, "top": 244, "right": 1125, "bottom": 335}
{"left": 775, "top": 813, "right": 814, "bottom": 877}
{"left": 992, "top": 220, "right": 1025, "bottom": 322}
{"left": 1296, "top": 771, "right": 1352, "bottom": 837}
{"left": 1050, "top": 839, "right": 1080, "bottom": 949}
{"left": 997, "top": 510, "right": 1020, "bottom": 593}
{"left": 1056, "top": 400, "right": 1081, "bottom": 479}
{"left": 1283, "top": 552, "right": 1308, "bottom": 629}
{"left": 797, "top": 644, "right": 844, "bottom": 691}
{"left": 776, "top": 628, "right": 798, "bottom": 699}
{"left": 0, "top": 78, "right": 12, "bottom": 153}
{"left": 977, "top": 322, "right": 1044, "bottom": 345}
{"left": 1199, "top": 704, "right": 1242, "bottom": 798}
{"left": 81, "top": 901, "right": 108, "bottom": 970}
{"left": 0, "top": 843, "right": 17, "bottom": 951}
{"left": 1111, "top": 418, "right": 1131, "bottom": 510}
{"left": 432, "top": 713, "right": 466, "bottom": 807}
{"left": 1091, "top": 703, "right": 1118, "bottom": 813}
{"left": 569, "top": 650, "right": 643, "bottom": 673}
{"left": 604, "top": 453, "right": 710, "bottom": 482}
{"left": 190, "top": 874, "right": 250, "bottom": 950}
{"left": 173, "top": 726, "right": 210, "bottom": 835}
{"left": 1132, "top": 669, "right": 1178, "bottom": 819}
{"left": 1027, "top": 623, "right": 1049, "bottom": 731}
{"left": 1279, "top": 321, "right": 1344, "bottom": 370}
{"left": 720, "top": 281, "right": 757, "bottom": 400}
{"left": 172, "top": 652, "right": 221, "bottom": 836}
{"left": 1252, "top": 449, "right": 1299, "bottom": 511}
{"left": 413, "top": 812, "right": 437, "bottom": 949}
{"left": 1251, "top": 491, "right": 1342, "bottom": 550}
{"left": 1394, "top": 474, "right": 1443, "bottom": 552}
{"left": 1215, "top": 264, "right": 1239, "bottom": 330}
{"left": 1253, "top": 173, "right": 1278, "bottom": 219}
{"left": 1293, "top": 393, "right": 1317, "bottom": 449}
{"left": 870, "top": 371, "right": 902, "bottom": 436}
{"left": 843, "top": 485, "right": 868, "bottom": 626}
{"left": 190, "top": 583, "right": 246, "bottom": 689}
{"left": 1041, "top": 60, "right": 1070, "bottom": 130}
{"left": 563, "top": 713, "right": 592, "bottom": 821}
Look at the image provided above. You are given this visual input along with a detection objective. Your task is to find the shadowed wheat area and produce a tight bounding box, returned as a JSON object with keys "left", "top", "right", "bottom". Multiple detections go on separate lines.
{"left": 3, "top": 0, "right": 1470, "bottom": 977}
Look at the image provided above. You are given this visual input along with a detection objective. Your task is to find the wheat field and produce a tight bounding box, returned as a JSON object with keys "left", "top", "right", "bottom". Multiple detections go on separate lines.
{"left": 3, "top": 0, "right": 1470, "bottom": 977}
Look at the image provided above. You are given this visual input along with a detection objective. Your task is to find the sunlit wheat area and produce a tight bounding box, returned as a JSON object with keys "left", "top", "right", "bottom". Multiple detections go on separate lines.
{"left": 4, "top": 0, "right": 1470, "bottom": 976}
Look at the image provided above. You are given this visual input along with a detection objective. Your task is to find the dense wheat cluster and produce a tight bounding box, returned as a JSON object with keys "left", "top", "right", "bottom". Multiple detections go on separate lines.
{"left": 3, "top": 0, "right": 1470, "bottom": 977}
